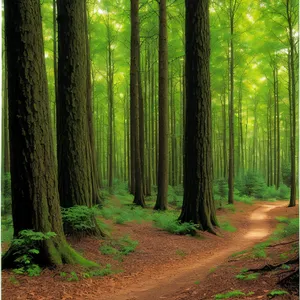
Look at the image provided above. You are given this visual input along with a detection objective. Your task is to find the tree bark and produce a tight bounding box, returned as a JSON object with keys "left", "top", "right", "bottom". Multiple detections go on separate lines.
{"left": 3, "top": 0, "right": 94, "bottom": 268}
{"left": 155, "top": 0, "right": 168, "bottom": 210}
{"left": 179, "top": 0, "right": 217, "bottom": 233}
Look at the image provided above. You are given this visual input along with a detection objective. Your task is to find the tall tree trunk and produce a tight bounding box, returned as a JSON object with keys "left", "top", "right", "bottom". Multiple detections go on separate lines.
{"left": 287, "top": 0, "right": 296, "bottom": 206}
{"left": 3, "top": 0, "right": 94, "bottom": 268}
{"left": 130, "top": 0, "right": 145, "bottom": 207}
{"left": 179, "top": 0, "right": 217, "bottom": 233}
{"left": 155, "top": 0, "right": 168, "bottom": 210}
{"left": 228, "top": 0, "right": 235, "bottom": 204}
{"left": 57, "top": 0, "right": 102, "bottom": 214}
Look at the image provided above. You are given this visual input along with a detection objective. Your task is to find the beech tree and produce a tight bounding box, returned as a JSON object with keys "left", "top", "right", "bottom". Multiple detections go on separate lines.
{"left": 179, "top": 0, "right": 218, "bottom": 233}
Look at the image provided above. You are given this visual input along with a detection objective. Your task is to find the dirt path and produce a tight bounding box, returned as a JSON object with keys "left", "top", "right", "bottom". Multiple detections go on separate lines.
{"left": 101, "top": 203, "right": 285, "bottom": 300}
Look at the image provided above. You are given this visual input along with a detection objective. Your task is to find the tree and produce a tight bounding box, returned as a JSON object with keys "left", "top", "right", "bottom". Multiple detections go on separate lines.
{"left": 179, "top": 0, "right": 217, "bottom": 233}
{"left": 2, "top": 0, "right": 93, "bottom": 268}
{"left": 130, "top": 0, "right": 145, "bottom": 207}
{"left": 154, "top": 0, "right": 168, "bottom": 210}
{"left": 56, "top": 0, "right": 101, "bottom": 209}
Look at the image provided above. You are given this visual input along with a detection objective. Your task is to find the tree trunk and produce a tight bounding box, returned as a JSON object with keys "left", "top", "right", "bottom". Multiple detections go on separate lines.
{"left": 3, "top": 0, "right": 94, "bottom": 268}
{"left": 155, "top": 0, "right": 168, "bottom": 210}
{"left": 57, "top": 0, "right": 101, "bottom": 211}
{"left": 130, "top": 0, "right": 145, "bottom": 207}
{"left": 179, "top": 0, "right": 217, "bottom": 233}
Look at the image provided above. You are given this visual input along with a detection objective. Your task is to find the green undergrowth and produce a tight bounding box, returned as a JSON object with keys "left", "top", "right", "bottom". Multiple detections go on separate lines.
{"left": 10, "top": 230, "right": 57, "bottom": 276}
{"left": 152, "top": 212, "right": 197, "bottom": 235}
{"left": 235, "top": 268, "right": 260, "bottom": 280}
{"left": 100, "top": 203, "right": 153, "bottom": 224}
{"left": 267, "top": 290, "right": 289, "bottom": 298}
{"left": 61, "top": 205, "right": 108, "bottom": 237}
{"left": 59, "top": 264, "right": 114, "bottom": 281}
{"left": 1, "top": 216, "right": 13, "bottom": 243}
{"left": 219, "top": 219, "right": 237, "bottom": 232}
{"left": 99, "top": 235, "right": 138, "bottom": 261}
{"left": 215, "top": 290, "right": 254, "bottom": 299}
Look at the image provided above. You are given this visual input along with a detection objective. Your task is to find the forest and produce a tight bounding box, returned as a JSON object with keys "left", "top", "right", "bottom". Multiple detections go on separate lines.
{"left": 1, "top": 0, "right": 299, "bottom": 299}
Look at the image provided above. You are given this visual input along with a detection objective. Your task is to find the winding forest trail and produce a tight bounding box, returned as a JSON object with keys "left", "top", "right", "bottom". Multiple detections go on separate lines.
{"left": 101, "top": 203, "right": 285, "bottom": 300}
{"left": 3, "top": 201, "right": 297, "bottom": 300}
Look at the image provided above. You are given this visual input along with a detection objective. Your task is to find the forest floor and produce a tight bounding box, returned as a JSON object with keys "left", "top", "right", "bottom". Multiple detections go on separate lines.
{"left": 1, "top": 199, "right": 299, "bottom": 300}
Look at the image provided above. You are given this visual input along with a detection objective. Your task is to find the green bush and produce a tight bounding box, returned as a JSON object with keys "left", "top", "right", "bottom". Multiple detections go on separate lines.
{"left": 11, "top": 230, "right": 56, "bottom": 276}
{"left": 152, "top": 212, "right": 197, "bottom": 235}
{"left": 278, "top": 184, "right": 290, "bottom": 199}
{"left": 236, "top": 171, "right": 267, "bottom": 198}
{"left": 281, "top": 162, "right": 291, "bottom": 187}
{"left": 61, "top": 205, "right": 104, "bottom": 237}
{"left": 276, "top": 217, "right": 299, "bottom": 238}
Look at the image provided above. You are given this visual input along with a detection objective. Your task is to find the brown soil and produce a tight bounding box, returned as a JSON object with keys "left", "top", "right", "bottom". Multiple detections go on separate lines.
{"left": 2, "top": 200, "right": 298, "bottom": 300}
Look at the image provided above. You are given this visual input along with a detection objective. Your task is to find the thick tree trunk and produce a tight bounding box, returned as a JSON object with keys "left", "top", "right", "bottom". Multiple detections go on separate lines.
{"left": 3, "top": 0, "right": 94, "bottom": 268}
{"left": 179, "top": 0, "right": 217, "bottom": 233}
{"left": 56, "top": 0, "right": 103, "bottom": 219}
{"left": 155, "top": 0, "right": 168, "bottom": 210}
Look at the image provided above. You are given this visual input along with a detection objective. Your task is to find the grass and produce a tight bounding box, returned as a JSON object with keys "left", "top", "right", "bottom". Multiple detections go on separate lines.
{"left": 252, "top": 241, "right": 270, "bottom": 258}
{"left": 224, "top": 204, "right": 236, "bottom": 212}
{"left": 215, "top": 290, "right": 254, "bottom": 299}
{"left": 219, "top": 220, "right": 237, "bottom": 232}
{"left": 268, "top": 290, "right": 289, "bottom": 297}
{"left": 1, "top": 216, "right": 13, "bottom": 243}
{"left": 230, "top": 250, "right": 247, "bottom": 258}
{"left": 235, "top": 272, "right": 260, "bottom": 280}
{"left": 99, "top": 235, "right": 138, "bottom": 261}
{"left": 175, "top": 249, "right": 187, "bottom": 257}
{"left": 152, "top": 212, "right": 197, "bottom": 235}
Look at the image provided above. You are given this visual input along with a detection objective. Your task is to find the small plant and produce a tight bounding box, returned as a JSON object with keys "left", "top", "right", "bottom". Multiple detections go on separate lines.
{"left": 281, "top": 264, "right": 290, "bottom": 270}
{"left": 67, "top": 271, "right": 79, "bottom": 282}
{"left": 220, "top": 221, "right": 237, "bottom": 232}
{"left": 9, "top": 276, "right": 19, "bottom": 285}
{"left": 267, "top": 290, "right": 289, "bottom": 298}
{"left": 230, "top": 250, "right": 247, "bottom": 258}
{"left": 194, "top": 280, "right": 200, "bottom": 285}
{"left": 99, "top": 235, "right": 138, "bottom": 260}
{"left": 252, "top": 241, "right": 269, "bottom": 258}
{"left": 176, "top": 249, "right": 186, "bottom": 257}
{"left": 235, "top": 272, "right": 260, "bottom": 280}
{"left": 215, "top": 290, "right": 245, "bottom": 299}
{"left": 209, "top": 267, "right": 217, "bottom": 273}
{"left": 61, "top": 205, "right": 104, "bottom": 237}
{"left": 88, "top": 264, "right": 113, "bottom": 277}
{"left": 152, "top": 212, "right": 197, "bottom": 235}
{"left": 224, "top": 204, "right": 236, "bottom": 212}
{"left": 11, "top": 230, "right": 56, "bottom": 276}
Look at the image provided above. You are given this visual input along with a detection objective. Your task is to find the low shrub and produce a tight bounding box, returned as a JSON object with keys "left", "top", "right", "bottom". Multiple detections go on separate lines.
{"left": 61, "top": 206, "right": 104, "bottom": 237}
{"left": 152, "top": 212, "right": 197, "bottom": 235}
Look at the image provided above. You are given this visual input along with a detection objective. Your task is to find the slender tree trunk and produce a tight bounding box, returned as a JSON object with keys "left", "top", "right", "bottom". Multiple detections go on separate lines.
{"left": 155, "top": 0, "right": 168, "bottom": 210}
{"left": 130, "top": 0, "right": 145, "bottom": 207}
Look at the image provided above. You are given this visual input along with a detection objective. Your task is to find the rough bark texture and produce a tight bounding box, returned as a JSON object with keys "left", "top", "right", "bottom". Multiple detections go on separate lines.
{"left": 2, "top": 0, "right": 94, "bottom": 268}
{"left": 130, "top": 0, "right": 145, "bottom": 207}
{"left": 155, "top": 0, "right": 168, "bottom": 210}
{"left": 179, "top": 0, "right": 217, "bottom": 233}
{"left": 57, "top": 0, "right": 94, "bottom": 208}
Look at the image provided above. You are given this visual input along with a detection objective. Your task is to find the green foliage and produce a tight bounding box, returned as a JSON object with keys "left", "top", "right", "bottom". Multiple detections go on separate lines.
{"left": 167, "top": 185, "right": 183, "bottom": 208}
{"left": 281, "top": 162, "right": 291, "bottom": 187}
{"left": 87, "top": 264, "right": 113, "bottom": 277}
{"left": 100, "top": 203, "right": 152, "bottom": 224}
{"left": 252, "top": 241, "right": 270, "bottom": 258}
{"left": 275, "top": 217, "right": 299, "bottom": 239}
{"left": 1, "top": 172, "right": 12, "bottom": 215}
{"left": 61, "top": 205, "right": 104, "bottom": 236}
{"left": 152, "top": 212, "right": 197, "bottom": 235}
{"left": 175, "top": 249, "right": 187, "bottom": 257}
{"left": 9, "top": 276, "right": 19, "bottom": 285}
{"left": 99, "top": 235, "right": 138, "bottom": 261}
{"left": 219, "top": 221, "right": 237, "bottom": 232}
{"left": 1, "top": 216, "right": 13, "bottom": 243}
{"left": 230, "top": 250, "right": 247, "bottom": 258}
{"left": 267, "top": 290, "right": 289, "bottom": 298}
{"left": 11, "top": 230, "right": 56, "bottom": 276}
{"left": 224, "top": 204, "right": 236, "bottom": 212}
{"left": 235, "top": 270, "right": 260, "bottom": 280}
{"left": 215, "top": 290, "right": 251, "bottom": 299}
